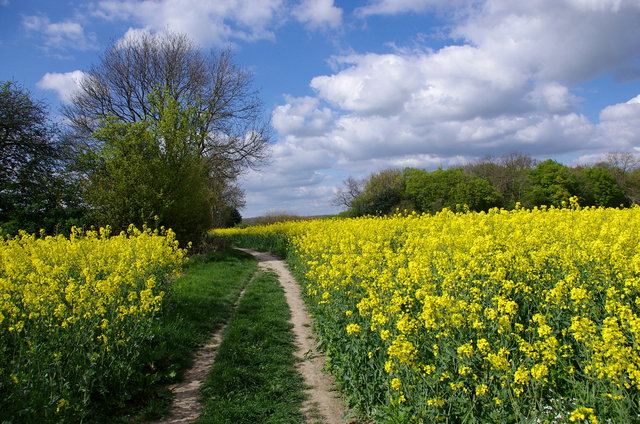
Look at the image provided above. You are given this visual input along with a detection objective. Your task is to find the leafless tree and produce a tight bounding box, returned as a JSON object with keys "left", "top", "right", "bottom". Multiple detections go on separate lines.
{"left": 332, "top": 176, "right": 363, "bottom": 208}
{"left": 603, "top": 151, "right": 640, "bottom": 172}
{"left": 63, "top": 31, "right": 270, "bottom": 184}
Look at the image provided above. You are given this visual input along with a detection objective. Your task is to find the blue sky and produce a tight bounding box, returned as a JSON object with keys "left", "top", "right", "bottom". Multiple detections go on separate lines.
{"left": 2, "top": 0, "right": 640, "bottom": 217}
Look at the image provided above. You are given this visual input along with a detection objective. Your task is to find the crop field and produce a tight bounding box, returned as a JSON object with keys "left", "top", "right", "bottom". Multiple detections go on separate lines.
{"left": 216, "top": 202, "right": 640, "bottom": 423}
{"left": 0, "top": 226, "right": 185, "bottom": 422}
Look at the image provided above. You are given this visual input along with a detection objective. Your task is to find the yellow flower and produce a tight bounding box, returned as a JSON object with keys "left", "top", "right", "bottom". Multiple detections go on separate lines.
{"left": 475, "top": 384, "right": 488, "bottom": 396}
{"left": 346, "top": 323, "right": 361, "bottom": 334}
{"left": 569, "top": 407, "right": 598, "bottom": 423}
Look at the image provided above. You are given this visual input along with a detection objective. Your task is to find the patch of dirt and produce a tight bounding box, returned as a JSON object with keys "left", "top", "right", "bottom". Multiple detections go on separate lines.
{"left": 238, "top": 248, "right": 351, "bottom": 424}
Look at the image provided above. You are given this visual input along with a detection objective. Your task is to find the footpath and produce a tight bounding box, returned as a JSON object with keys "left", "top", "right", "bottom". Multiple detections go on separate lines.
{"left": 153, "top": 248, "right": 350, "bottom": 424}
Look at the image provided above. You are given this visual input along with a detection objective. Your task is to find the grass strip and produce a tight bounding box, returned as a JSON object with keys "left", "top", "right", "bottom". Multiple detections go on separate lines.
{"left": 198, "top": 270, "right": 306, "bottom": 424}
{"left": 110, "top": 249, "right": 258, "bottom": 422}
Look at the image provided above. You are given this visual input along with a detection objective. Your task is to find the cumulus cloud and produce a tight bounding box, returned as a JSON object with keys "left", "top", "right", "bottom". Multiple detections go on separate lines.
{"left": 454, "top": 0, "right": 640, "bottom": 83}
{"left": 244, "top": 0, "right": 640, "bottom": 216}
{"left": 94, "top": 0, "right": 284, "bottom": 46}
{"left": 292, "top": 0, "right": 342, "bottom": 30}
{"left": 597, "top": 94, "right": 640, "bottom": 149}
{"left": 36, "top": 70, "right": 86, "bottom": 103}
{"left": 22, "top": 15, "right": 97, "bottom": 51}
{"left": 272, "top": 96, "right": 335, "bottom": 137}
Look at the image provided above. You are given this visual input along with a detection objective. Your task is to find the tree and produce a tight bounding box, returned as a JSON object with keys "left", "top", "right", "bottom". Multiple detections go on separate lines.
{"left": 347, "top": 169, "right": 408, "bottom": 216}
{"left": 603, "top": 151, "right": 640, "bottom": 173}
{"left": 597, "top": 151, "right": 640, "bottom": 204}
{"left": 64, "top": 31, "right": 269, "bottom": 229}
{"left": 525, "top": 159, "right": 578, "bottom": 207}
{"left": 332, "top": 176, "right": 363, "bottom": 209}
{"left": 0, "top": 81, "right": 83, "bottom": 234}
{"left": 81, "top": 90, "right": 214, "bottom": 243}
{"left": 574, "top": 167, "right": 629, "bottom": 207}
{"left": 405, "top": 167, "right": 500, "bottom": 213}
{"left": 465, "top": 152, "right": 536, "bottom": 208}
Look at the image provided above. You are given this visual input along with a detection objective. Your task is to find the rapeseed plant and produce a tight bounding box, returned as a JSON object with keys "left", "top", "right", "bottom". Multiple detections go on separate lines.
{"left": 216, "top": 203, "right": 640, "bottom": 423}
{"left": 0, "top": 226, "right": 185, "bottom": 422}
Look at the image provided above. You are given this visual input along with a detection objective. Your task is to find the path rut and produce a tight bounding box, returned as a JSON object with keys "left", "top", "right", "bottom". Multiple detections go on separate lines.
{"left": 238, "top": 248, "right": 350, "bottom": 424}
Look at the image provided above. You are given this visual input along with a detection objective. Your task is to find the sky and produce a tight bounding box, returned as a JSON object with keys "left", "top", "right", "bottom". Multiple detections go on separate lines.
{"left": 2, "top": 0, "right": 640, "bottom": 218}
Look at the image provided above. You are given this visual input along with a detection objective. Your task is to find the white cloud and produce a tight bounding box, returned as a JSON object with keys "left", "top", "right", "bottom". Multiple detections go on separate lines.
{"left": 36, "top": 70, "right": 86, "bottom": 103}
{"left": 454, "top": 0, "right": 640, "bottom": 83}
{"left": 292, "top": 0, "right": 343, "bottom": 30}
{"left": 272, "top": 96, "right": 334, "bottom": 137}
{"left": 355, "top": 0, "right": 469, "bottom": 17}
{"left": 597, "top": 94, "right": 640, "bottom": 149}
{"left": 22, "top": 15, "right": 97, "bottom": 51}
{"left": 252, "top": 0, "right": 640, "bottom": 215}
{"left": 95, "top": 0, "right": 284, "bottom": 46}
{"left": 311, "top": 53, "right": 424, "bottom": 116}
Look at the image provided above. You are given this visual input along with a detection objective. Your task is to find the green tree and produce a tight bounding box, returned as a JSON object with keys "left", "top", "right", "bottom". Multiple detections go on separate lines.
{"left": 575, "top": 166, "right": 629, "bottom": 207}
{"left": 64, "top": 32, "right": 269, "bottom": 220}
{"left": 525, "top": 159, "right": 578, "bottom": 207}
{"left": 465, "top": 152, "right": 536, "bottom": 208}
{"left": 451, "top": 177, "right": 502, "bottom": 211}
{"left": 0, "top": 81, "right": 84, "bottom": 234}
{"left": 348, "top": 169, "right": 407, "bottom": 216}
{"left": 82, "top": 90, "right": 213, "bottom": 243}
{"left": 404, "top": 167, "right": 500, "bottom": 213}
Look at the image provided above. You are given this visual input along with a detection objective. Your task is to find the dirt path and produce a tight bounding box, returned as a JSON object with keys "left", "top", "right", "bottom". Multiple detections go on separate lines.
{"left": 238, "top": 248, "right": 350, "bottom": 424}
{"left": 151, "top": 287, "right": 247, "bottom": 424}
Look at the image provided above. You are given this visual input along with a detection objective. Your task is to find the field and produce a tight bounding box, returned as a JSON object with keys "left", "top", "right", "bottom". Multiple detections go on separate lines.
{"left": 0, "top": 226, "right": 186, "bottom": 422}
{"left": 0, "top": 227, "right": 309, "bottom": 423}
{"left": 215, "top": 202, "right": 640, "bottom": 423}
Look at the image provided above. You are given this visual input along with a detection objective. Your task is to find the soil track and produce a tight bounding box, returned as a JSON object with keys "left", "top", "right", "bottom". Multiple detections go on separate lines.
{"left": 238, "top": 248, "right": 350, "bottom": 424}
{"left": 153, "top": 249, "right": 350, "bottom": 424}
{"left": 151, "top": 285, "right": 247, "bottom": 424}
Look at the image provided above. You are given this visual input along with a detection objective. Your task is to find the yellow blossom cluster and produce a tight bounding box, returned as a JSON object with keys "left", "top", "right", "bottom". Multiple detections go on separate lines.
{"left": 216, "top": 205, "right": 640, "bottom": 422}
{"left": 0, "top": 226, "right": 185, "bottom": 420}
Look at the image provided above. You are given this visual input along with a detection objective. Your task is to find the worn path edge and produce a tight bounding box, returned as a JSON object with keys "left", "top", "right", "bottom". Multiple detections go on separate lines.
{"left": 237, "top": 248, "right": 350, "bottom": 424}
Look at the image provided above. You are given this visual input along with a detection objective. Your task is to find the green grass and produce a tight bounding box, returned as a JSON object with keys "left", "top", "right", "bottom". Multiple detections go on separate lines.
{"left": 109, "top": 249, "right": 258, "bottom": 422}
{"left": 198, "top": 270, "right": 306, "bottom": 424}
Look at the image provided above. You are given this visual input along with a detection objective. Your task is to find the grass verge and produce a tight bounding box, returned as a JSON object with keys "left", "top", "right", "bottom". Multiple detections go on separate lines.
{"left": 198, "top": 270, "right": 306, "bottom": 424}
{"left": 109, "top": 249, "right": 258, "bottom": 422}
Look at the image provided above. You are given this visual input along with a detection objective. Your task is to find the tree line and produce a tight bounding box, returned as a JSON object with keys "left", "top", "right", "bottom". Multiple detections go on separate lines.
{"left": 334, "top": 152, "right": 640, "bottom": 217}
{"left": 0, "top": 32, "right": 268, "bottom": 244}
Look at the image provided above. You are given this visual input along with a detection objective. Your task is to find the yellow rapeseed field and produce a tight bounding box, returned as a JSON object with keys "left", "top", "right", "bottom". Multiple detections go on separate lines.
{"left": 216, "top": 201, "right": 640, "bottom": 423}
{"left": 0, "top": 226, "right": 185, "bottom": 421}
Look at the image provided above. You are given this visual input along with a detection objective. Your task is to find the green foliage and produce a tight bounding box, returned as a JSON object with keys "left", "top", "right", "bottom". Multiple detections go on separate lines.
{"left": 349, "top": 168, "right": 408, "bottom": 216}
{"left": 576, "top": 166, "right": 629, "bottom": 207}
{"left": 404, "top": 167, "right": 501, "bottom": 213}
{"left": 81, "top": 89, "right": 213, "bottom": 244}
{"left": 338, "top": 152, "right": 640, "bottom": 218}
{"left": 0, "top": 81, "right": 84, "bottom": 234}
{"left": 525, "top": 159, "right": 578, "bottom": 207}
{"left": 214, "top": 206, "right": 243, "bottom": 228}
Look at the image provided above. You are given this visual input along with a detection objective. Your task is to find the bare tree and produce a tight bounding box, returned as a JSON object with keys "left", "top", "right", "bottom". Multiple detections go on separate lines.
{"left": 603, "top": 151, "right": 640, "bottom": 172}
{"left": 64, "top": 31, "right": 270, "bottom": 182}
{"left": 332, "top": 176, "right": 363, "bottom": 208}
